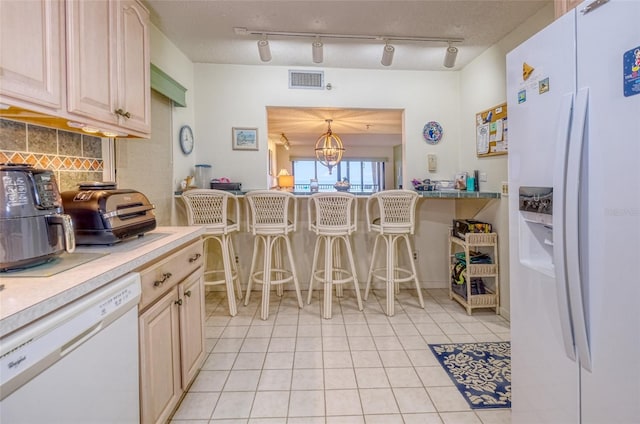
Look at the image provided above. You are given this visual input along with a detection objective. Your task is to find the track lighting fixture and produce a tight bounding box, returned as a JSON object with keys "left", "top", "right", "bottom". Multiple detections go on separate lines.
{"left": 381, "top": 42, "right": 395, "bottom": 66}
{"left": 280, "top": 133, "right": 291, "bottom": 150}
{"left": 237, "top": 27, "right": 463, "bottom": 66}
{"left": 443, "top": 43, "right": 458, "bottom": 68}
{"left": 312, "top": 37, "right": 323, "bottom": 63}
{"left": 257, "top": 35, "right": 271, "bottom": 62}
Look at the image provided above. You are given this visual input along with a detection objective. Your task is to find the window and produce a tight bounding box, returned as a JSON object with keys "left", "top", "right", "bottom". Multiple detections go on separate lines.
{"left": 291, "top": 159, "right": 385, "bottom": 192}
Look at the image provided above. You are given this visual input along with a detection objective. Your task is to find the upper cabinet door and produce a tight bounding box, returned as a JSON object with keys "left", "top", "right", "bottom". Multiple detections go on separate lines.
{"left": 0, "top": 0, "right": 63, "bottom": 109}
{"left": 66, "top": 0, "right": 150, "bottom": 135}
{"left": 116, "top": 0, "right": 150, "bottom": 133}
{"left": 66, "top": 0, "right": 118, "bottom": 125}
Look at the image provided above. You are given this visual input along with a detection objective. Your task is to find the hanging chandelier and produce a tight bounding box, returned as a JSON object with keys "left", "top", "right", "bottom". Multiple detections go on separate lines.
{"left": 314, "top": 119, "right": 345, "bottom": 175}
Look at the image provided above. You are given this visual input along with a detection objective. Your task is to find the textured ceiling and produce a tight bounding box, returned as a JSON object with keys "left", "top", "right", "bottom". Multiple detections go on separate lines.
{"left": 144, "top": 0, "right": 551, "bottom": 146}
{"left": 145, "top": 0, "right": 550, "bottom": 71}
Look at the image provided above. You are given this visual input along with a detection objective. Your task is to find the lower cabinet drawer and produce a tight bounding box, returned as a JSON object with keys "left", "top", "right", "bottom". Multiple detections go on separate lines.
{"left": 138, "top": 239, "right": 203, "bottom": 310}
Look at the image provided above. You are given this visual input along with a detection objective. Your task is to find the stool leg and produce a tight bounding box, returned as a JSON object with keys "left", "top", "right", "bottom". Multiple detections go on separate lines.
{"left": 221, "top": 234, "right": 238, "bottom": 317}
{"left": 283, "top": 234, "right": 303, "bottom": 309}
{"left": 344, "top": 235, "right": 363, "bottom": 311}
{"left": 274, "top": 238, "right": 285, "bottom": 297}
{"left": 323, "top": 235, "right": 333, "bottom": 319}
{"left": 365, "top": 235, "right": 381, "bottom": 301}
{"left": 385, "top": 235, "right": 395, "bottom": 316}
{"left": 244, "top": 234, "right": 261, "bottom": 306}
{"left": 402, "top": 234, "right": 424, "bottom": 308}
{"left": 228, "top": 236, "right": 243, "bottom": 301}
{"left": 334, "top": 244, "right": 344, "bottom": 298}
{"left": 261, "top": 235, "right": 273, "bottom": 320}
{"left": 308, "top": 235, "right": 322, "bottom": 305}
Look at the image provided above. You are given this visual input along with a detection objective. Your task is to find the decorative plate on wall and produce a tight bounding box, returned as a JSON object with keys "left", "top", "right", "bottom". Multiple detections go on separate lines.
{"left": 423, "top": 121, "right": 443, "bottom": 144}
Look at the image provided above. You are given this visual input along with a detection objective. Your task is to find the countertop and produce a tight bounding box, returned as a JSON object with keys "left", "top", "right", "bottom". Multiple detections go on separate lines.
{"left": 0, "top": 226, "right": 204, "bottom": 338}
{"left": 176, "top": 189, "right": 501, "bottom": 198}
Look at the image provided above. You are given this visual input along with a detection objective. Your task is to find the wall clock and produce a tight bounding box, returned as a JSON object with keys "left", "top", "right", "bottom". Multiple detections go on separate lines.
{"left": 423, "top": 121, "right": 443, "bottom": 144}
{"left": 179, "top": 125, "right": 194, "bottom": 155}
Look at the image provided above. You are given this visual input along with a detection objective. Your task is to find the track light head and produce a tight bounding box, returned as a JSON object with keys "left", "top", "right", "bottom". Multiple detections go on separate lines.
{"left": 381, "top": 43, "right": 394, "bottom": 67}
{"left": 443, "top": 44, "right": 458, "bottom": 68}
{"left": 257, "top": 36, "right": 271, "bottom": 62}
{"left": 312, "top": 38, "right": 323, "bottom": 63}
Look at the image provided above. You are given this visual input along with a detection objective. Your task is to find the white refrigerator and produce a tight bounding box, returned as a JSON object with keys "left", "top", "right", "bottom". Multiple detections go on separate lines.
{"left": 506, "top": 0, "right": 640, "bottom": 423}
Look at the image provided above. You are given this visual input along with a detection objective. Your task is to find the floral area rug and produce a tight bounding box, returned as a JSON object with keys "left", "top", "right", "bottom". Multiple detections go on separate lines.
{"left": 428, "top": 341, "right": 511, "bottom": 409}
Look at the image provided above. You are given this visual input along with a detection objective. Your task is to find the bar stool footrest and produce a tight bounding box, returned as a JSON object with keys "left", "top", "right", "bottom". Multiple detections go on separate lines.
{"left": 370, "top": 267, "right": 415, "bottom": 284}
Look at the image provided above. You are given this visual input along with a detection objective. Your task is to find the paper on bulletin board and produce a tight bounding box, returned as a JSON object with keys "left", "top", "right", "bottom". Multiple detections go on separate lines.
{"left": 477, "top": 124, "right": 490, "bottom": 154}
{"left": 476, "top": 102, "right": 508, "bottom": 157}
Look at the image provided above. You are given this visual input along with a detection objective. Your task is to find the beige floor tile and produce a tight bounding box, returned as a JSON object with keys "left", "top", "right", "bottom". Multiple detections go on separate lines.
{"left": 385, "top": 367, "right": 422, "bottom": 388}
{"left": 325, "top": 367, "right": 357, "bottom": 389}
{"left": 325, "top": 389, "right": 363, "bottom": 416}
{"left": 359, "top": 388, "right": 400, "bottom": 415}
{"left": 475, "top": 408, "right": 511, "bottom": 424}
{"left": 292, "top": 368, "right": 324, "bottom": 390}
{"left": 439, "top": 411, "right": 483, "bottom": 424}
{"left": 250, "top": 391, "right": 289, "bottom": 418}
{"left": 288, "top": 390, "right": 325, "bottom": 417}
{"left": 224, "top": 370, "right": 261, "bottom": 391}
{"left": 426, "top": 386, "right": 472, "bottom": 412}
{"left": 393, "top": 387, "right": 436, "bottom": 413}
{"left": 212, "top": 391, "right": 254, "bottom": 419}
{"left": 174, "top": 290, "right": 511, "bottom": 422}
{"left": 257, "top": 369, "right": 292, "bottom": 391}
{"left": 402, "top": 412, "right": 444, "bottom": 424}
{"left": 416, "top": 365, "right": 455, "bottom": 387}
{"left": 351, "top": 351, "right": 383, "bottom": 368}
{"left": 355, "top": 367, "right": 389, "bottom": 388}
{"left": 171, "top": 392, "right": 219, "bottom": 420}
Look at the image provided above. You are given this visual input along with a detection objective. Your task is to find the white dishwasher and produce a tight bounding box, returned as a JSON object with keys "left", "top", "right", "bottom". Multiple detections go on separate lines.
{"left": 0, "top": 273, "right": 142, "bottom": 424}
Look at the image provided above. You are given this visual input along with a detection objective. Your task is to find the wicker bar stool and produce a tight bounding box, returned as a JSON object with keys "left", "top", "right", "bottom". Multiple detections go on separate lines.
{"left": 181, "top": 189, "right": 243, "bottom": 316}
{"left": 244, "top": 190, "right": 303, "bottom": 320}
{"left": 365, "top": 189, "right": 424, "bottom": 316}
{"left": 307, "top": 192, "right": 363, "bottom": 319}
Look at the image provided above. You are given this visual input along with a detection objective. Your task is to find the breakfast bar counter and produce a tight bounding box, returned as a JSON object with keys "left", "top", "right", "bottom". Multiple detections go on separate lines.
{"left": 0, "top": 226, "right": 204, "bottom": 338}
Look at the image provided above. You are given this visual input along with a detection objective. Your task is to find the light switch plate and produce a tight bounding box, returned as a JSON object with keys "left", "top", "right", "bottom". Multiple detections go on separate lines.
{"left": 427, "top": 154, "right": 437, "bottom": 172}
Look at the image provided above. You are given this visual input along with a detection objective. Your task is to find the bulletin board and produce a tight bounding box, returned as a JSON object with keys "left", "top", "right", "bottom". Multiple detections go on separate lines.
{"left": 476, "top": 102, "right": 508, "bottom": 157}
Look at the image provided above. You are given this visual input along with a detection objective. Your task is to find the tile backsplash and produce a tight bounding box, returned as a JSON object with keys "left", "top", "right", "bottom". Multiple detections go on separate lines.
{"left": 0, "top": 118, "right": 104, "bottom": 192}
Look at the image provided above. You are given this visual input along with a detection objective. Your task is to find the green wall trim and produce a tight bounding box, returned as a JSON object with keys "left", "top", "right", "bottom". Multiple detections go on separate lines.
{"left": 150, "top": 63, "right": 187, "bottom": 107}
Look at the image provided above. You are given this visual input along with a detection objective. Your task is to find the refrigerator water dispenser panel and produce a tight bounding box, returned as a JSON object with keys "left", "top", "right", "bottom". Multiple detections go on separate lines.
{"left": 519, "top": 186, "right": 553, "bottom": 226}
{"left": 518, "top": 186, "right": 554, "bottom": 277}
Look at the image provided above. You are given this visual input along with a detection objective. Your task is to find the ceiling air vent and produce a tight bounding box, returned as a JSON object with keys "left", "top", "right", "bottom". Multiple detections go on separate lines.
{"left": 289, "top": 70, "right": 324, "bottom": 89}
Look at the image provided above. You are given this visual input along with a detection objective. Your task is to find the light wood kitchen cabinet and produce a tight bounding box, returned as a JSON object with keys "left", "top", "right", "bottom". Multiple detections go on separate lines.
{"left": 66, "top": 0, "right": 150, "bottom": 134}
{"left": 0, "top": 0, "right": 150, "bottom": 138}
{"left": 138, "top": 240, "right": 205, "bottom": 424}
{"left": 554, "top": 0, "right": 583, "bottom": 18}
{"left": 0, "top": 0, "right": 64, "bottom": 110}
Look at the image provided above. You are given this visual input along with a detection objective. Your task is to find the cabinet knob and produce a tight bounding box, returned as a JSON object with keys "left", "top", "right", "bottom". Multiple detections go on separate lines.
{"left": 153, "top": 272, "right": 172, "bottom": 287}
{"left": 184, "top": 290, "right": 192, "bottom": 297}
{"left": 174, "top": 298, "right": 183, "bottom": 306}
{"left": 115, "top": 108, "right": 131, "bottom": 119}
{"left": 188, "top": 253, "right": 202, "bottom": 263}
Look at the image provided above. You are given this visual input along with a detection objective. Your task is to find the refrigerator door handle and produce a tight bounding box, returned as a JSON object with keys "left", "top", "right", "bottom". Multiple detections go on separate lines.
{"left": 553, "top": 93, "right": 577, "bottom": 362}
{"left": 565, "top": 87, "right": 592, "bottom": 371}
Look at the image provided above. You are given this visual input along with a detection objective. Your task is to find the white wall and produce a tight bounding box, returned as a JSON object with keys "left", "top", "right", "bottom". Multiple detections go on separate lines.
{"left": 458, "top": 3, "right": 554, "bottom": 318}
{"left": 149, "top": 24, "right": 196, "bottom": 224}
{"left": 148, "top": 5, "right": 555, "bottom": 316}
{"left": 193, "top": 65, "right": 461, "bottom": 190}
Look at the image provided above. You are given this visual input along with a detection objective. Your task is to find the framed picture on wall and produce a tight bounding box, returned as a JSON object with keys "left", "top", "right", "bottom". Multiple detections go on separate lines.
{"left": 232, "top": 127, "right": 258, "bottom": 150}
